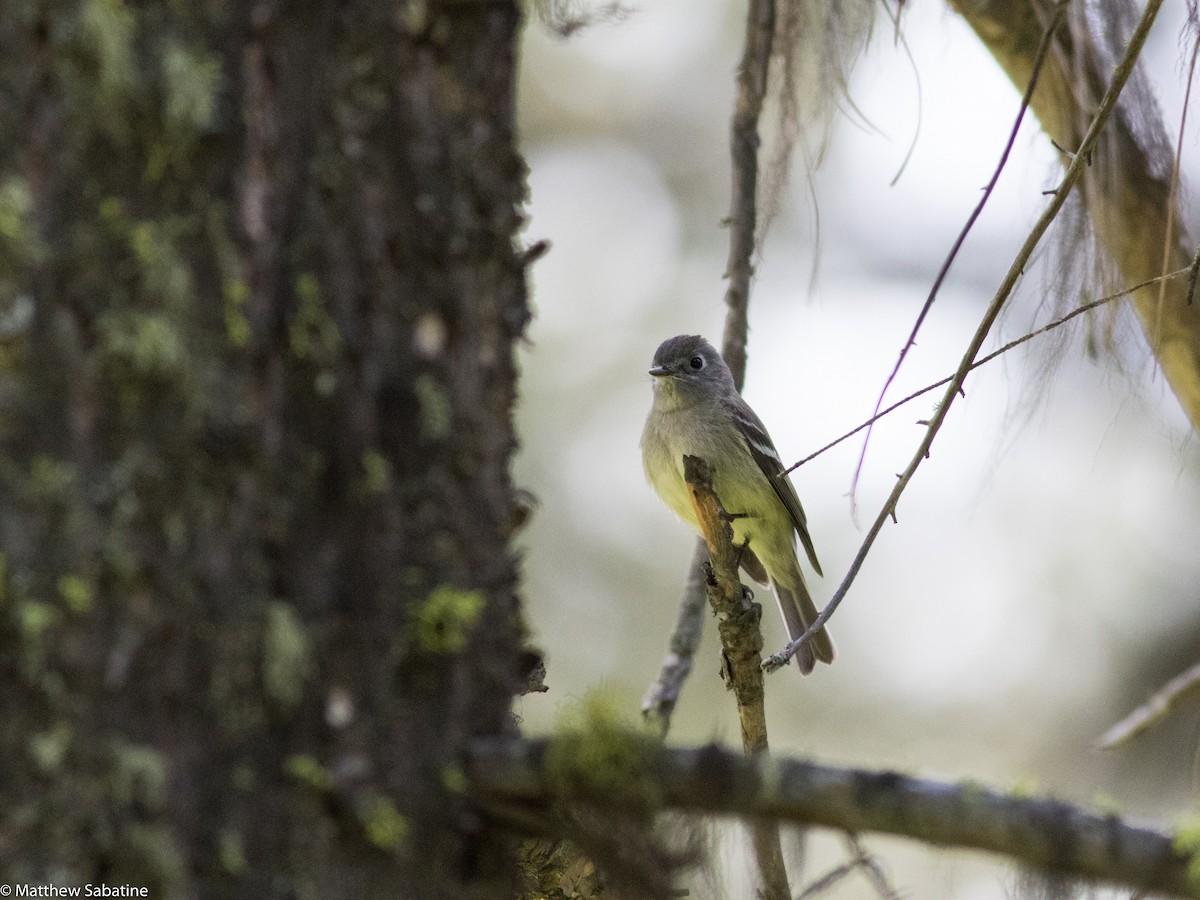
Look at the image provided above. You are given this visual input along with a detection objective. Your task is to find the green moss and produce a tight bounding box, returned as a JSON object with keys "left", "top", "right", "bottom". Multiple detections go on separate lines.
{"left": 99, "top": 196, "right": 126, "bottom": 224}
{"left": 109, "top": 823, "right": 185, "bottom": 897}
{"left": 399, "top": 0, "right": 429, "bottom": 35}
{"left": 161, "top": 43, "right": 221, "bottom": 133}
{"left": 362, "top": 794, "right": 408, "bottom": 852}
{"left": 28, "top": 721, "right": 71, "bottom": 774}
{"left": 314, "top": 370, "right": 337, "bottom": 397}
{"left": 0, "top": 178, "right": 32, "bottom": 245}
{"left": 99, "top": 311, "right": 186, "bottom": 381}
{"left": 29, "top": 455, "right": 77, "bottom": 499}
{"left": 79, "top": 0, "right": 137, "bottom": 137}
{"left": 262, "top": 602, "right": 310, "bottom": 712}
{"left": 361, "top": 450, "right": 390, "bottom": 495}
{"left": 18, "top": 600, "right": 61, "bottom": 641}
{"left": 413, "top": 373, "right": 451, "bottom": 440}
{"left": 284, "top": 754, "right": 330, "bottom": 793}
{"left": 1173, "top": 811, "right": 1200, "bottom": 889}
{"left": 231, "top": 763, "right": 256, "bottom": 793}
{"left": 111, "top": 742, "right": 168, "bottom": 813}
{"left": 545, "top": 690, "right": 660, "bottom": 812}
{"left": 441, "top": 764, "right": 467, "bottom": 795}
{"left": 57, "top": 575, "right": 94, "bottom": 614}
{"left": 958, "top": 779, "right": 989, "bottom": 810}
{"left": 289, "top": 272, "right": 341, "bottom": 362}
{"left": 414, "top": 585, "right": 485, "bottom": 653}
{"left": 1006, "top": 776, "right": 1039, "bottom": 799}
{"left": 0, "top": 178, "right": 38, "bottom": 295}
{"left": 126, "top": 220, "right": 192, "bottom": 311}
{"left": 223, "top": 278, "right": 251, "bottom": 347}
{"left": 1091, "top": 792, "right": 1121, "bottom": 817}
{"left": 218, "top": 828, "right": 248, "bottom": 875}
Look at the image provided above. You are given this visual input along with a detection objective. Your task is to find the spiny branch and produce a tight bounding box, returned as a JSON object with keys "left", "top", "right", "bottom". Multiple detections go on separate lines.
{"left": 785, "top": 265, "right": 1194, "bottom": 473}
{"left": 766, "top": 0, "right": 1165, "bottom": 672}
{"left": 848, "top": 0, "right": 1069, "bottom": 516}
{"left": 952, "top": 0, "right": 1200, "bottom": 430}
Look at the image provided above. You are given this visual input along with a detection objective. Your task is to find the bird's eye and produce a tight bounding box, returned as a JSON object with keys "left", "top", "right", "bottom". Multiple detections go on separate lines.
{"left": 689, "top": 356, "right": 705, "bottom": 370}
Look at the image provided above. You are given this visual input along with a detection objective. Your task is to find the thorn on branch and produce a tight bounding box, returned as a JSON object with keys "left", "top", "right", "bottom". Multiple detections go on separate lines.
{"left": 521, "top": 239, "right": 551, "bottom": 266}
{"left": 1050, "top": 138, "right": 1093, "bottom": 166}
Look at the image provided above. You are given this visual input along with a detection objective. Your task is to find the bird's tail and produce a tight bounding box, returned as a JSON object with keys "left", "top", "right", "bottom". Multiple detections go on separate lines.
{"left": 774, "top": 578, "right": 835, "bottom": 676}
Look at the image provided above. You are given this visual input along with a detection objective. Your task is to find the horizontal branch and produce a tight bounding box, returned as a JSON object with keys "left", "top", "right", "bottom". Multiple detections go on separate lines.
{"left": 467, "top": 738, "right": 1199, "bottom": 898}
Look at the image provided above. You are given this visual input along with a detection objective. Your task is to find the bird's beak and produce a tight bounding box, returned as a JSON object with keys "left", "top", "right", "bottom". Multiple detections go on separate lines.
{"left": 648, "top": 365, "right": 670, "bottom": 377}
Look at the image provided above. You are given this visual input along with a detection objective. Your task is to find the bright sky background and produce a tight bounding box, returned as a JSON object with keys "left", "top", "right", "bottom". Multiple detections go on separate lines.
{"left": 512, "top": 3, "right": 1200, "bottom": 895}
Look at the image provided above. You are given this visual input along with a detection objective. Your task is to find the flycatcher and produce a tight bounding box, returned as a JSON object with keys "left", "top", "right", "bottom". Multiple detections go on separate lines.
{"left": 641, "top": 334, "right": 834, "bottom": 674}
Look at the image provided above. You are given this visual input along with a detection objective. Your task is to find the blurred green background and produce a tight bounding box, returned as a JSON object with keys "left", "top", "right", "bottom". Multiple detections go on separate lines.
{"left": 512, "top": 3, "right": 1200, "bottom": 895}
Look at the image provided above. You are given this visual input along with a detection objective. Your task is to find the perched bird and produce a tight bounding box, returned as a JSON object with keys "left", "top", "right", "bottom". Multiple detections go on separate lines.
{"left": 640, "top": 334, "right": 834, "bottom": 674}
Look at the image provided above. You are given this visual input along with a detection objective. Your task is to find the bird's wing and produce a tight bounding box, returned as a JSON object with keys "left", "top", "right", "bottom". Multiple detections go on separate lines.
{"left": 725, "top": 395, "right": 823, "bottom": 577}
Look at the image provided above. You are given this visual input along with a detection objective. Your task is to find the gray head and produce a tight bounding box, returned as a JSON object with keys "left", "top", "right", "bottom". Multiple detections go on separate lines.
{"left": 648, "top": 335, "right": 736, "bottom": 405}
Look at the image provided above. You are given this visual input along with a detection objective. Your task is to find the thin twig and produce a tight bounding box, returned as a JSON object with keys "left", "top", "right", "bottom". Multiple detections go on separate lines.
{"left": 785, "top": 266, "right": 1191, "bottom": 473}
{"left": 794, "top": 858, "right": 862, "bottom": 899}
{"left": 641, "top": 543, "right": 708, "bottom": 735}
{"left": 883, "top": 0, "right": 923, "bottom": 190}
{"left": 468, "top": 737, "right": 1200, "bottom": 899}
{"left": 765, "top": 0, "right": 1165, "bottom": 672}
{"left": 844, "top": 833, "right": 903, "bottom": 900}
{"left": 847, "top": 0, "right": 1069, "bottom": 518}
{"left": 1099, "top": 661, "right": 1200, "bottom": 749}
{"left": 721, "top": 0, "right": 776, "bottom": 389}
{"left": 795, "top": 834, "right": 904, "bottom": 900}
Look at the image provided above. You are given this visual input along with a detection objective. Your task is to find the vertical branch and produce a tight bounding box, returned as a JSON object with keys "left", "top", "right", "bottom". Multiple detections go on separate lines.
{"left": 683, "top": 455, "right": 790, "bottom": 900}
{"left": 642, "top": 0, "right": 777, "bottom": 734}
{"left": 640, "top": 543, "right": 708, "bottom": 735}
{"left": 722, "top": 0, "right": 776, "bottom": 389}
{"left": 646, "top": 2, "right": 787, "bottom": 888}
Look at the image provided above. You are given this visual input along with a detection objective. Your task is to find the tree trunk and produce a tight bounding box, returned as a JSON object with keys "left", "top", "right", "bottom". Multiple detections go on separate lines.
{"left": 0, "top": 1, "right": 531, "bottom": 897}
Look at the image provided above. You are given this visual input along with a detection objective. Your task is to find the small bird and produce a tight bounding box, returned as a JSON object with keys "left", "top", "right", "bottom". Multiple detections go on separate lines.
{"left": 640, "top": 334, "right": 834, "bottom": 674}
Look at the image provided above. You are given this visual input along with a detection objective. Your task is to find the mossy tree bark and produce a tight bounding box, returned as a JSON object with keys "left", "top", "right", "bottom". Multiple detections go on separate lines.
{"left": 0, "top": 1, "right": 531, "bottom": 897}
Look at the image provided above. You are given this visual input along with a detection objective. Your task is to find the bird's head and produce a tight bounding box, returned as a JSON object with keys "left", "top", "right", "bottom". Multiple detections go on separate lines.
{"left": 648, "top": 334, "right": 735, "bottom": 408}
